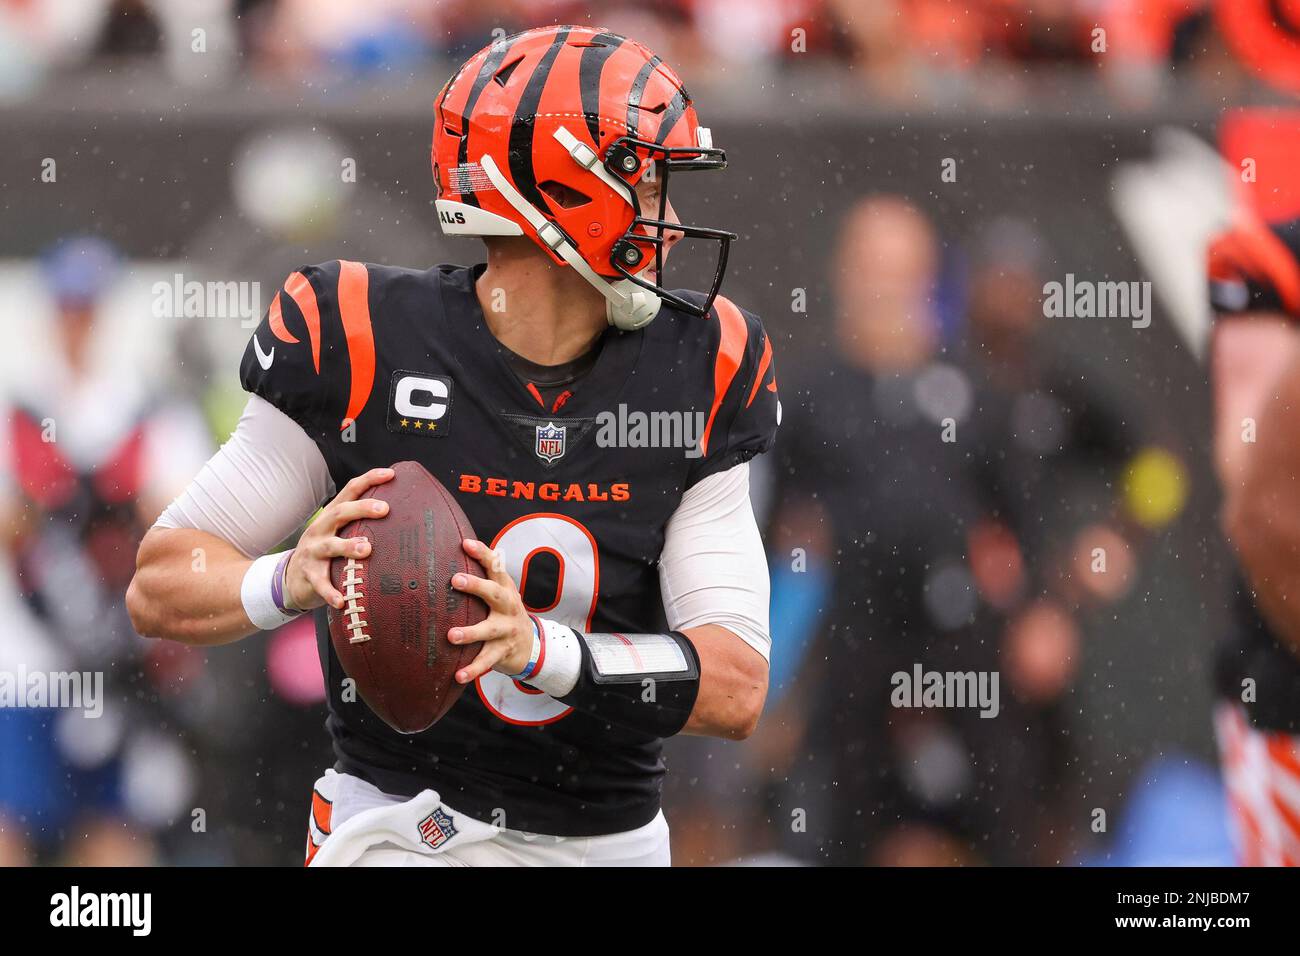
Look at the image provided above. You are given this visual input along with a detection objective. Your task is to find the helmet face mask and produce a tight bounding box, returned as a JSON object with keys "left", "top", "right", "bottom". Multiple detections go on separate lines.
{"left": 610, "top": 137, "right": 736, "bottom": 319}
{"left": 431, "top": 26, "right": 736, "bottom": 330}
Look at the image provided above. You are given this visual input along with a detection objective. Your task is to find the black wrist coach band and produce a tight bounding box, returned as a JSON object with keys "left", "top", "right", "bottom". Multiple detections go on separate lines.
{"left": 558, "top": 629, "right": 701, "bottom": 738}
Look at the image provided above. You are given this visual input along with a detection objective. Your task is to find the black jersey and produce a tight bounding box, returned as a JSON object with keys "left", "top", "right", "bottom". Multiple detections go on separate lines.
{"left": 239, "top": 260, "right": 778, "bottom": 836}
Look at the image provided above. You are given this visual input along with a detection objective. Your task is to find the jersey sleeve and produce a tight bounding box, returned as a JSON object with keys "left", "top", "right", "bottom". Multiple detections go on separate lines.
{"left": 239, "top": 261, "right": 343, "bottom": 440}
{"left": 687, "top": 295, "right": 780, "bottom": 488}
{"left": 1207, "top": 216, "right": 1300, "bottom": 318}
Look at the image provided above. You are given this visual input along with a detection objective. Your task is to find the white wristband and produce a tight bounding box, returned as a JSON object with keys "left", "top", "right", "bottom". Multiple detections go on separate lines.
{"left": 241, "top": 552, "right": 303, "bottom": 632}
{"left": 526, "top": 618, "right": 583, "bottom": 699}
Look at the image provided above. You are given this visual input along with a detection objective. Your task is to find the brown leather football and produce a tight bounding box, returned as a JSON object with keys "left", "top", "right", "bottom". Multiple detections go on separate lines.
{"left": 327, "top": 460, "right": 486, "bottom": 734}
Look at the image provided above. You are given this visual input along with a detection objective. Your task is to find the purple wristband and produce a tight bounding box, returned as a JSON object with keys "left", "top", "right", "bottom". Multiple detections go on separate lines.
{"left": 271, "top": 550, "right": 294, "bottom": 613}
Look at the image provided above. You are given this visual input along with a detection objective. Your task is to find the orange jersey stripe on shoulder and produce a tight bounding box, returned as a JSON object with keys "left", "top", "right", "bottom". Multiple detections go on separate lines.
{"left": 283, "top": 271, "right": 323, "bottom": 373}
{"left": 267, "top": 292, "right": 296, "bottom": 345}
{"left": 700, "top": 296, "right": 749, "bottom": 457}
{"left": 745, "top": 334, "right": 773, "bottom": 409}
{"left": 337, "top": 261, "right": 376, "bottom": 429}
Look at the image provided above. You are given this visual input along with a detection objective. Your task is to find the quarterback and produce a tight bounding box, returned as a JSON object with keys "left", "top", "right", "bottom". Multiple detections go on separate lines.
{"left": 126, "top": 26, "right": 779, "bottom": 866}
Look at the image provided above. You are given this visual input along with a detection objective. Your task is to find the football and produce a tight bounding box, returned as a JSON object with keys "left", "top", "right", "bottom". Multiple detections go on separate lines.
{"left": 327, "top": 460, "right": 487, "bottom": 734}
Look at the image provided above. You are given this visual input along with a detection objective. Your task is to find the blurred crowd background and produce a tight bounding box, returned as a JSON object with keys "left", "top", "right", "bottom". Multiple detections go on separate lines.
{"left": 0, "top": 0, "right": 1279, "bottom": 109}
{"left": 0, "top": 0, "right": 1288, "bottom": 865}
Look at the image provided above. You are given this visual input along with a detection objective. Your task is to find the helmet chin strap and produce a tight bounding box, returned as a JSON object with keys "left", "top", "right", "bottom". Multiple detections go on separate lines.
{"left": 478, "top": 153, "right": 662, "bottom": 331}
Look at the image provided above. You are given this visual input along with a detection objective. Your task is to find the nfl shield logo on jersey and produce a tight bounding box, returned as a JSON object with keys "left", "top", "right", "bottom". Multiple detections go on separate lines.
{"left": 535, "top": 421, "right": 566, "bottom": 463}
{"left": 417, "top": 807, "right": 458, "bottom": 850}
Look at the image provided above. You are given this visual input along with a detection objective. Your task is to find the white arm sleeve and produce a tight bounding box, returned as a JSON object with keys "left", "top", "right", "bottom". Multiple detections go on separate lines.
{"left": 658, "top": 462, "right": 772, "bottom": 662}
{"left": 153, "top": 394, "right": 336, "bottom": 558}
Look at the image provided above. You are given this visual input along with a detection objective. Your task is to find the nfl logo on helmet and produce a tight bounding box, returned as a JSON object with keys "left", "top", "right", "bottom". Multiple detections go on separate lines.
{"left": 535, "top": 422, "right": 566, "bottom": 463}
{"left": 417, "top": 807, "right": 458, "bottom": 850}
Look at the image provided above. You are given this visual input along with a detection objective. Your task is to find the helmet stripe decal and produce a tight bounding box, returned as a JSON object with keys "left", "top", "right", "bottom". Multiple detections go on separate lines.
{"left": 508, "top": 26, "right": 571, "bottom": 212}
{"left": 654, "top": 89, "right": 688, "bottom": 145}
{"left": 336, "top": 260, "right": 376, "bottom": 430}
{"left": 578, "top": 32, "right": 625, "bottom": 147}
{"left": 625, "top": 56, "right": 661, "bottom": 139}
{"left": 1210, "top": 216, "right": 1300, "bottom": 314}
{"left": 456, "top": 36, "right": 518, "bottom": 208}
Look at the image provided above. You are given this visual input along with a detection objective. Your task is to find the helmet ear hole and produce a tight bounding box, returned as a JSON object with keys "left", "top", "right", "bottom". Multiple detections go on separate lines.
{"left": 606, "top": 144, "right": 641, "bottom": 177}
{"left": 538, "top": 180, "right": 592, "bottom": 210}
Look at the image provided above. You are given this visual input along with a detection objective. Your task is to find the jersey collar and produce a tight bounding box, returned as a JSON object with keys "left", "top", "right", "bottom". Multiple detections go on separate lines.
{"left": 438, "top": 263, "right": 644, "bottom": 418}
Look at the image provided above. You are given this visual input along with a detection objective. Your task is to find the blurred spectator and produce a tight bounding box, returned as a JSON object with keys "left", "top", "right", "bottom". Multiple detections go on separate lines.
{"left": 0, "top": 0, "right": 1274, "bottom": 108}
{"left": 0, "top": 237, "right": 212, "bottom": 864}
{"left": 95, "top": 0, "right": 162, "bottom": 57}
{"left": 769, "top": 197, "right": 1088, "bottom": 865}
{"left": 958, "top": 216, "right": 1168, "bottom": 612}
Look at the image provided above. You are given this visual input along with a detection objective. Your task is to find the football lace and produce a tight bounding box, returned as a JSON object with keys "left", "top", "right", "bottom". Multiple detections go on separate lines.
{"left": 341, "top": 558, "right": 370, "bottom": 644}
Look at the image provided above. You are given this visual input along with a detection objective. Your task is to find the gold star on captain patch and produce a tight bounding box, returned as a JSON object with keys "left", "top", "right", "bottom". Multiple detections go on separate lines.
{"left": 399, "top": 418, "right": 409, "bottom": 428}
{"left": 413, "top": 420, "right": 423, "bottom": 429}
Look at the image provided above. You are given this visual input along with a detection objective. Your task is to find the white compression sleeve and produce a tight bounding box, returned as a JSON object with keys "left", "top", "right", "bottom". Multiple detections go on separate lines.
{"left": 657, "top": 462, "right": 772, "bottom": 662}
{"left": 154, "top": 394, "right": 335, "bottom": 557}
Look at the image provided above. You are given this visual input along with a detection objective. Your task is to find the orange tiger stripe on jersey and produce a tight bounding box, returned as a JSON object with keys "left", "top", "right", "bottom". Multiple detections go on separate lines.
{"left": 336, "top": 260, "right": 376, "bottom": 429}
{"left": 283, "top": 270, "right": 323, "bottom": 373}
{"left": 700, "top": 295, "right": 749, "bottom": 457}
{"left": 305, "top": 788, "right": 333, "bottom": 867}
{"left": 1268, "top": 734, "right": 1300, "bottom": 780}
{"left": 1271, "top": 790, "right": 1300, "bottom": 847}
{"left": 311, "top": 789, "right": 332, "bottom": 835}
{"left": 267, "top": 292, "right": 296, "bottom": 344}
{"left": 1216, "top": 703, "right": 1300, "bottom": 866}
{"left": 745, "top": 334, "right": 773, "bottom": 409}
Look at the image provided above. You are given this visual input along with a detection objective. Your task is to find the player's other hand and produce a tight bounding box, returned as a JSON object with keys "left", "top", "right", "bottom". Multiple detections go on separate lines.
{"left": 284, "top": 467, "right": 394, "bottom": 611}
{"left": 448, "top": 539, "right": 534, "bottom": 683}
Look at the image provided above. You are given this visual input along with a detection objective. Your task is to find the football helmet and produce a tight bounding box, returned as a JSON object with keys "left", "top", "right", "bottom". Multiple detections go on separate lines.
{"left": 432, "top": 25, "right": 735, "bottom": 330}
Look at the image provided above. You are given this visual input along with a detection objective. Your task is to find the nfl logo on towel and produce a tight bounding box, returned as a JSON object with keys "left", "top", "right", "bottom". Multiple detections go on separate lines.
{"left": 535, "top": 422, "right": 566, "bottom": 463}
{"left": 417, "top": 807, "right": 458, "bottom": 850}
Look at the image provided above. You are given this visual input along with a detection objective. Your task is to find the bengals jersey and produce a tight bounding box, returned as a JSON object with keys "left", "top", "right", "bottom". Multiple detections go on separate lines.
{"left": 239, "top": 260, "right": 778, "bottom": 836}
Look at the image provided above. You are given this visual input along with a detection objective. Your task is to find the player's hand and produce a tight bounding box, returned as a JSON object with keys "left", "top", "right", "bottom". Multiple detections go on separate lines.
{"left": 448, "top": 539, "right": 535, "bottom": 683}
{"left": 284, "top": 468, "right": 394, "bottom": 611}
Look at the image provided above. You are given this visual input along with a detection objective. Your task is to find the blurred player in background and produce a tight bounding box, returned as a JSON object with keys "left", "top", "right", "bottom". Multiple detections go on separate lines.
{"left": 1208, "top": 212, "right": 1300, "bottom": 866}
{"left": 773, "top": 196, "right": 1008, "bottom": 864}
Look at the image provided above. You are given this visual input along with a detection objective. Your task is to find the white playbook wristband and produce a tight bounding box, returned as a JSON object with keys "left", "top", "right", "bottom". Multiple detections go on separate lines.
{"left": 526, "top": 618, "right": 583, "bottom": 699}
{"left": 241, "top": 552, "right": 303, "bottom": 632}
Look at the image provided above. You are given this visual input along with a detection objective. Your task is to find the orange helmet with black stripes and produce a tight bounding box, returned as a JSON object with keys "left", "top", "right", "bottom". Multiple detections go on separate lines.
{"left": 432, "top": 25, "right": 735, "bottom": 331}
